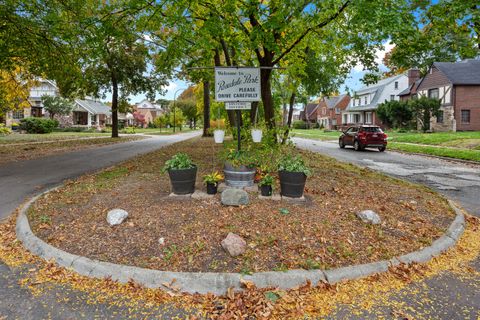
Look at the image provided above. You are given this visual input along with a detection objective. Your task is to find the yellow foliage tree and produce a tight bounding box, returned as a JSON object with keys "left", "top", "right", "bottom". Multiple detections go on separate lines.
{"left": 0, "top": 66, "right": 36, "bottom": 117}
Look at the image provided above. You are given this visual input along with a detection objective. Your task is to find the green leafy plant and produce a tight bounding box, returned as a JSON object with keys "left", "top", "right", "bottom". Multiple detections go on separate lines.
{"left": 221, "top": 148, "right": 259, "bottom": 168}
{"left": 203, "top": 171, "right": 223, "bottom": 185}
{"left": 162, "top": 153, "right": 195, "bottom": 172}
{"left": 258, "top": 174, "right": 274, "bottom": 187}
{"left": 121, "top": 126, "right": 136, "bottom": 134}
{"left": 278, "top": 155, "right": 311, "bottom": 176}
{"left": 19, "top": 117, "right": 59, "bottom": 134}
{"left": 0, "top": 124, "right": 12, "bottom": 136}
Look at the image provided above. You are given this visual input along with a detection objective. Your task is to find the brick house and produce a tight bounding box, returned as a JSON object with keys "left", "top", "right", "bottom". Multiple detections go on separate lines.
{"left": 299, "top": 102, "right": 320, "bottom": 124}
{"left": 343, "top": 74, "right": 409, "bottom": 129}
{"left": 413, "top": 60, "right": 480, "bottom": 131}
{"left": 318, "top": 94, "right": 351, "bottom": 130}
{"left": 134, "top": 99, "right": 165, "bottom": 127}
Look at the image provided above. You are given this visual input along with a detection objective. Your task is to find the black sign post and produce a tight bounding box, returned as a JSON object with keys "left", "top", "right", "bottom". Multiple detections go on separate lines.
{"left": 236, "top": 110, "right": 241, "bottom": 152}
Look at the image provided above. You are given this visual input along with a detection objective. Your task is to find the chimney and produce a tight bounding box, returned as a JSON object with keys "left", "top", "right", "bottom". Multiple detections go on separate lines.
{"left": 407, "top": 68, "right": 421, "bottom": 87}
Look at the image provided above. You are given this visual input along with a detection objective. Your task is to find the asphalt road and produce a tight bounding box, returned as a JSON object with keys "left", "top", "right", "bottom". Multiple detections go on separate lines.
{"left": 294, "top": 137, "right": 480, "bottom": 217}
{"left": 0, "top": 131, "right": 200, "bottom": 220}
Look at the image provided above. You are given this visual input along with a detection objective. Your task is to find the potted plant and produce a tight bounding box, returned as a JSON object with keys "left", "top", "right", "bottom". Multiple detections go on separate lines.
{"left": 162, "top": 153, "right": 197, "bottom": 194}
{"left": 222, "top": 147, "right": 258, "bottom": 188}
{"left": 203, "top": 171, "right": 223, "bottom": 194}
{"left": 258, "top": 174, "right": 274, "bottom": 196}
{"left": 278, "top": 155, "right": 311, "bottom": 198}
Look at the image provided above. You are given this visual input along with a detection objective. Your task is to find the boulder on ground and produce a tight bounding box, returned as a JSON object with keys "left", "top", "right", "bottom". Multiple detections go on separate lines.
{"left": 221, "top": 233, "right": 247, "bottom": 257}
{"left": 221, "top": 188, "right": 249, "bottom": 206}
{"left": 107, "top": 209, "right": 129, "bottom": 226}
{"left": 356, "top": 210, "right": 381, "bottom": 225}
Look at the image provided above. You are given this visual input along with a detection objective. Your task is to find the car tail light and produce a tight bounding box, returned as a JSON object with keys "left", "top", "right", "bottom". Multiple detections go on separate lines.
{"left": 358, "top": 132, "right": 366, "bottom": 140}
{"left": 383, "top": 133, "right": 388, "bottom": 140}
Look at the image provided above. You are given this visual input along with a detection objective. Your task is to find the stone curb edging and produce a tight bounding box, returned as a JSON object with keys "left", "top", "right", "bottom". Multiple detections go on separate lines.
{"left": 16, "top": 188, "right": 465, "bottom": 296}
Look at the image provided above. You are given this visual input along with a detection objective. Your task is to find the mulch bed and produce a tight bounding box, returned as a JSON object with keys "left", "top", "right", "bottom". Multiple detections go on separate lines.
{"left": 28, "top": 137, "right": 455, "bottom": 273}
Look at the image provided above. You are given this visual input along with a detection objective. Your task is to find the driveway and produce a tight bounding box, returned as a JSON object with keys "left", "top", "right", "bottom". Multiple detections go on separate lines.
{"left": 294, "top": 137, "right": 480, "bottom": 217}
{"left": 0, "top": 131, "right": 200, "bottom": 220}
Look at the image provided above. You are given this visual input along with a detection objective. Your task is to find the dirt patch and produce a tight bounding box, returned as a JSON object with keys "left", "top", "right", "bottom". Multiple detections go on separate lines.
{"left": 28, "top": 137, "right": 454, "bottom": 273}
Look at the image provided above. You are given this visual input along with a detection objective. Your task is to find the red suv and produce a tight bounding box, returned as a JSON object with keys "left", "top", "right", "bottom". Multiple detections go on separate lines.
{"left": 339, "top": 125, "right": 387, "bottom": 152}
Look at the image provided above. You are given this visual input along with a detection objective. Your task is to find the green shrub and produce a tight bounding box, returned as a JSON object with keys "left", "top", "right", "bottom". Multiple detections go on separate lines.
{"left": 258, "top": 174, "right": 274, "bottom": 186}
{"left": 278, "top": 155, "right": 311, "bottom": 176}
{"left": 121, "top": 126, "right": 136, "bottom": 134}
{"left": 292, "top": 120, "right": 307, "bottom": 129}
{"left": 20, "top": 117, "right": 58, "bottom": 134}
{"left": 162, "top": 153, "right": 195, "bottom": 172}
{"left": 0, "top": 124, "right": 12, "bottom": 136}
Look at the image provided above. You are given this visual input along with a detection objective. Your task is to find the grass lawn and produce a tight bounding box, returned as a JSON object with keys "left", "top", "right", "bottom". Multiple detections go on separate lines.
{"left": 131, "top": 127, "right": 199, "bottom": 135}
{"left": 0, "top": 135, "right": 143, "bottom": 165}
{"left": 0, "top": 131, "right": 110, "bottom": 144}
{"left": 292, "top": 129, "right": 480, "bottom": 162}
{"left": 28, "top": 137, "right": 454, "bottom": 274}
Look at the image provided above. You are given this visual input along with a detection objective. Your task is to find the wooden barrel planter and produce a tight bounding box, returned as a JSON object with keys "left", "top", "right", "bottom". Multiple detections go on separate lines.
{"left": 224, "top": 162, "right": 255, "bottom": 188}
{"left": 278, "top": 171, "right": 307, "bottom": 198}
{"left": 168, "top": 166, "right": 197, "bottom": 194}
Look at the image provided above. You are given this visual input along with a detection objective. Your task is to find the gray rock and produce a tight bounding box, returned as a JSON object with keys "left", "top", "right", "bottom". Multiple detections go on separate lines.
{"left": 218, "top": 183, "right": 228, "bottom": 193}
{"left": 191, "top": 190, "right": 214, "bottom": 199}
{"left": 221, "top": 233, "right": 247, "bottom": 257}
{"left": 356, "top": 210, "right": 381, "bottom": 225}
{"left": 106, "top": 209, "right": 129, "bottom": 226}
{"left": 221, "top": 188, "right": 249, "bottom": 206}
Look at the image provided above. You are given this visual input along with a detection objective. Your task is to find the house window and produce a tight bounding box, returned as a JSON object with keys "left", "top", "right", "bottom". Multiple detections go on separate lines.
{"left": 73, "top": 111, "right": 88, "bottom": 125}
{"left": 394, "top": 81, "right": 399, "bottom": 89}
{"left": 343, "top": 114, "right": 348, "bottom": 124}
{"left": 390, "top": 95, "right": 395, "bottom": 101}
{"left": 12, "top": 110, "right": 24, "bottom": 119}
{"left": 335, "top": 107, "right": 340, "bottom": 114}
{"left": 436, "top": 111, "right": 444, "bottom": 123}
{"left": 364, "top": 97, "right": 367, "bottom": 105}
{"left": 461, "top": 110, "right": 470, "bottom": 124}
{"left": 353, "top": 114, "right": 361, "bottom": 123}
{"left": 428, "top": 88, "right": 439, "bottom": 99}
{"left": 332, "top": 119, "right": 337, "bottom": 125}
{"left": 91, "top": 114, "right": 96, "bottom": 125}
{"left": 365, "top": 112, "right": 372, "bottom": 124}
{"left": 353, "top": 100, "right": 356, "bottom": 107}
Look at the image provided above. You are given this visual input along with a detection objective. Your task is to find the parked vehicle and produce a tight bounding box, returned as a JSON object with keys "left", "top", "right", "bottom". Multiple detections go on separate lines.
{"left": 339, "top": 125, "right": 387, "bottom": 152}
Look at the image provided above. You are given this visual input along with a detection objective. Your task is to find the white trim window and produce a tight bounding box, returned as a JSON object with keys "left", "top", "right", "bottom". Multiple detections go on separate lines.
{"left": 353, "top": 114, "right": 361, "bottom": 123}
{"left": 12, "top": 110, "right": 24, "bottom": 120}
{"left": 365, "top": 112, "right": 372, "bottom": 124}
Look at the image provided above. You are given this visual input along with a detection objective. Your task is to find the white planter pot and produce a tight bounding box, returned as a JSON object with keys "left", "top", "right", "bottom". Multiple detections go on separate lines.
{"left": 213, "top": 130, "right": 225, "bottom": 143}
{"left": 251, "top": 129, "right": 263, "bottom": 143}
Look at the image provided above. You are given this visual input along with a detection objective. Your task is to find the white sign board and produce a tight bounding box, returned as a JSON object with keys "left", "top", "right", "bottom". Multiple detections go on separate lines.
{"left": 225, "top": 102, "right": 251, "bottom": 110}
{"left": 215, "top": 67, "right": 261, "bottom": 102}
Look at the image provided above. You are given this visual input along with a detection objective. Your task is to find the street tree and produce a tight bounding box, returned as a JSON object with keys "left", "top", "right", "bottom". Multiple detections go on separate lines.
{"left": 409, "top": 97, "right": 442, "bottom": 132}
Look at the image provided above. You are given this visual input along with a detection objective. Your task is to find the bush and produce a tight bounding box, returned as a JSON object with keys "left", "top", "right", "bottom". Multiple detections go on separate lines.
{"left": 121, "top": 126, "right": 136, "bottom": 134}
{"left": 20, "top": 117, "right": 59, "bottom": 134}
{"left": 0, "top": 124, "right": 12, "bottom": 136}
{"left": 292, "top": 120, "right": 307, "bottom": 129}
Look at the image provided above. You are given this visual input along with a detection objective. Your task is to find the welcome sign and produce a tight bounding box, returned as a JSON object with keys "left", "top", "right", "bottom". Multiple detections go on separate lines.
{"left": 214, "top": 67, "right": 261, "bottom": 102}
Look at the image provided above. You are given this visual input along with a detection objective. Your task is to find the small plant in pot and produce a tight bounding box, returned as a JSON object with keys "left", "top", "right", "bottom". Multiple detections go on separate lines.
{"left": 278, "top": 155, "right": 311, "bottom": 198}
{"left": 162, "top": 153, "right": 197, "bottom": 195}
{"left": 203, "top": 171, "right": 223, "bottom": 195}
{"left": 258, "top": 174, "right": 274, "bottom": 196}
{"left": 221, "top": 146, "right": 259, "bottom": 188}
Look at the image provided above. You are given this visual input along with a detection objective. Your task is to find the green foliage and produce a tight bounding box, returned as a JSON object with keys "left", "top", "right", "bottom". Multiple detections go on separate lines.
{"left": 20, "top": 117, "right": 58, "bottom": 134}
{"left": 278, "top": 155, "right": 311, "bottom": 176}
{"left": 203, "top": 171, "right": 223, "bottom": 185}
{"left": 121, "top": 127, "right": 136, "bottom": 134}
{"left": 376, "top": 100, "right": 414, "bottom": 129}
{"left": 169, "top": 108, "right": 186, "bottom": 130}
{"left": 153, "top": 114, "right": 169, "bottom": 128}
{"left": 292, "top": 121, "right": 308, "bottom": 129}
{"left": 41, "top": 95, "right": 73, "bottom": 119}
{"left": 221, "top": 148, "right": 259, "bottom": 168}
{"left": 258, "top": 174, "right": 274, "bottom": 187}
{"left": 162, "top": 153, "right": 195, "bottom": 172}
{"left": 408, "top": 97, "right": 442, "bottom": 132}
{"left": 0, "top": 124, "right": 12, "bottom": 136}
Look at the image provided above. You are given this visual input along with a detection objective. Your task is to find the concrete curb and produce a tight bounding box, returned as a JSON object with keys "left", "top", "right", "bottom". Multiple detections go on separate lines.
{"left": 16, "top": 188, "right": 466, "bottom": 295}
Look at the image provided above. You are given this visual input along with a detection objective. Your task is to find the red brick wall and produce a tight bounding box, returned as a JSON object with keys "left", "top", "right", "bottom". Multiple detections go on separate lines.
{"left": 454, "top": 85, "right": 480, "bottom": 131}
{"left": 334, "top": 95, "right": 351, "bottom": 126}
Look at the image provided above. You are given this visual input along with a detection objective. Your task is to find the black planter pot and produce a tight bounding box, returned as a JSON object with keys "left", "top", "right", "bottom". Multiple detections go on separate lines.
{"left": 224, "top": 162, "right": 256, "bottom": 188}
{"left": 260, "top": 184, "right": 272, "bottom": 196}
{"left": 206, "top": 182, "right": 218, "bottom": 195}
{"left": 278, "top": 170, "right": 307, "bottom": 198}
{"left": 168, "top": 166, "right": 197, "bottom": 195}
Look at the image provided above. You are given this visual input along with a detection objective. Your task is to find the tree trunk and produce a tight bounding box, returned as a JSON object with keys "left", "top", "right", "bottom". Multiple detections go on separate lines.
{"left": 260, "top": 67, "right": 275, "bottom": 129}
{"left": 111, "top": 74, "right": 119, "bottom": 138}
{"left": 282, "top": 92, "right": 296, "bottom": 144}
{"left": 203, "top": 80, "right": 210, "bottom": 136}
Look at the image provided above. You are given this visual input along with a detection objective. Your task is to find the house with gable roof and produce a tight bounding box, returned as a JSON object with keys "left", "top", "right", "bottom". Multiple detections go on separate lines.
{"left": 318, "top": 94, "right": 351, "bottom": 130}
{"left": 412, "top": 59, "right": 480, "bottom": 131}
{"left": 343, "top": 74, "right": 409, "bottom": 128}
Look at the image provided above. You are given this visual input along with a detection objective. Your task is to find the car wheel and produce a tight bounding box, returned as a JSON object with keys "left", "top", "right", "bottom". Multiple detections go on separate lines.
{"left": 378, "top": 146, "right": 386, "bottom": 152}
{"left": 354, "top": 140, "right": 363, "bottom": 151}
{"left": 339, "top": 139, "right": 345, "bottom": 149}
